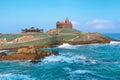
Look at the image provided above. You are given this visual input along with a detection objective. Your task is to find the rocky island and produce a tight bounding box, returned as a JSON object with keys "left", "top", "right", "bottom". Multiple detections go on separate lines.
{"left": 0, "top": 18, "right": 117, "bottom": 62}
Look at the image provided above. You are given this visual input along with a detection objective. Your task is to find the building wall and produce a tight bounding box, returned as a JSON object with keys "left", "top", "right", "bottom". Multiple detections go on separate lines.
{"left": 57, "top": 24, "right": 72, "bottom": 29}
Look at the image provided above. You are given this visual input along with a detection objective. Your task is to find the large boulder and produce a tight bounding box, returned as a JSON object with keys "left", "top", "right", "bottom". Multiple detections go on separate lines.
{"left": 17, "top": 45, "right": 37, "bottom": 54}
{"left": 37, "top": 51, "right": 51, "bottom": 58}
{"left": 0, "top": 53, "right": 38, "bottom": 60}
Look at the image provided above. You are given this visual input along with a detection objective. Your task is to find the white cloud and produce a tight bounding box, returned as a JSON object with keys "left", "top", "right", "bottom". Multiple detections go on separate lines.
{"left": 86, "top": 19, "right": 115, "bottom": 30}
{"left": 91, "top": 19, "right": 111, "bottom": 24}
{"left": 71, "top": 21, "right": 80, "bottom": 26}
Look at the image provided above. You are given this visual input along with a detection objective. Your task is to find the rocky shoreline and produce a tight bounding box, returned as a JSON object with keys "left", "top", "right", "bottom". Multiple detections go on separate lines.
{"left": 0, "top": 45, "right": 59, "bottom": 63}
{"left": 0, "top": 31, "right": 119, "bottom": 62}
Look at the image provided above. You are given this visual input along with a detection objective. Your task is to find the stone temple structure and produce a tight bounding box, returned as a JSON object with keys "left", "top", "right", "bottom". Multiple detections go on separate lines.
{"left": 22, "top": 27, "right": 43, "bottom": 33}
{"left": 56, "top": 17, "right": 72, "bottom": 29}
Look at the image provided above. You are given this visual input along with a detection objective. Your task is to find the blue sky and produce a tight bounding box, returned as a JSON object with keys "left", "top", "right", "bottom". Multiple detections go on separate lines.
{"left": 0, "top": 0, "right": 120, "bottom": 33}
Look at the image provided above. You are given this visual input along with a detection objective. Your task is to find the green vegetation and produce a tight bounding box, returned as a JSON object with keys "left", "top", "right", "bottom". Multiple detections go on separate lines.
{"left": 0, "top": 33, "right": 76, "bottom": 49}
{"left": 0, "top": 29, "right": 96, "bottom": 50}
{"left": 0, "top": 33, "right": 48, "bottom": 41}
{"left": 60, "top": 29, "right": 80, "bottom": 33}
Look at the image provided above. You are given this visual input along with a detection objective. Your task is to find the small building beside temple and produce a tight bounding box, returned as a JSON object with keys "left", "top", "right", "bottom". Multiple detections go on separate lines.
{"left": 56, "top": 17, "right": 72, "bottom": 29}
{"left": 22, "top": 27, "right": 43, "bottom": 33}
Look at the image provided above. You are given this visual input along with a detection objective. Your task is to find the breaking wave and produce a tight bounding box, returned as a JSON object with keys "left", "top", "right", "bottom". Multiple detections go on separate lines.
{"left": 42, "top": 55, "right": 97, "bottom": 65}
{"left": 58, "top": 43, "right": 79, "bottom": 49}
{"left": 42, "top": 55, "right": 79, "bottom": 63}
{"left": 0, "top": 73, "right": 36, "bottom": 80}
{"left": 0, "top": 50, "right": 7, "bottom": 53}
{"left": 110, "top": 41, "right": 120, "bottom": 44}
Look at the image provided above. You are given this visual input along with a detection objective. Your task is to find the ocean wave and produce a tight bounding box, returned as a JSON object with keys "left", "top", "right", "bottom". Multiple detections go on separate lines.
{"left": 76, "top": 55, "right": 97, "bottom": 64}
{"left": 58, "top": 43, "right": 80, "bottom": 49}
{"left": 57, "top": 43, "right": 109, "bottom": 49}
{"left": 110, "top": 41, "right": 120, "bottom": 45}
{"left": 0, "top": 73, "right": 36, "bottom": 80}
{"left": 63, "top": 67, "right": 91, "bottom": 77}
{"left": 0, "top": 60, "right": 30, "bottom": 63}
{"left": 63, "top": 67, "right": 72, "bottom": 72}
{"left": 42, "top": 54, "right": 97, "bottom": 65}
{"left": 71, "top": 70, "right": 90, "bottom": 74}
{"left": 0, "top": 50, "right": 8, "bottom": 53}
{"left": 42, "top": 55, "right": 88, "bottom": 63}
{"left": 42, "top": 55, "right": 78, "bottom": 63}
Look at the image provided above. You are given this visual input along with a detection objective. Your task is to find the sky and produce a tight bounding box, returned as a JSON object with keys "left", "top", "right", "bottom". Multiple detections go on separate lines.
{"left": 0, "top": 0, "right": 120, "bottom": 33}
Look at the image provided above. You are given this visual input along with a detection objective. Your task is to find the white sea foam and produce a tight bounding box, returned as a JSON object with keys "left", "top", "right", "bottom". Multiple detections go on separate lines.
{"left": 75, "top": 55, "right": 97, "bottom": 64}
{"left": 42, "top": 55, "right": 78, "bottom": 63}
{"left": 110, "top": 41, "right": 120, "bottom": 44}
{"left": 42, "top": 54, "right": 97, "bottom": 65}
{"left": 71, "top": 70, "right": 90, "bottom": 74}
{"left": 0, "top": 60, "right": 29, "bottom": 63}
{"left": 0, "top": 73, "right": 36, "bottom": 80}
{"left": 77, "top": 55, "right": 87, "bottom": 60}
{"left": 0, "top": 50, "right": 7, "bottom": 53}
{"left": 42, "top": 55, "right": 92, "bottom": 64}
{"left": 88, "top": 59, "right": 97, "bottom": 64}
{"left": 58, "top": 43, "right": 73, "bottom": 48}
{"left": 58, "top": 43, "right": 80, "bottom": 49}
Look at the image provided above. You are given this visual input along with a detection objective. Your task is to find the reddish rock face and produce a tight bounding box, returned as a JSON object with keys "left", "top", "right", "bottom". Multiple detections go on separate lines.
{"left": 17, "top": 45, "right": 37, "bottom": 54}
{"left": 0, "top": 51, "right": 54, "bottom": 61}
{"left": 37, "top": 51, "right": 51, "bottom": 58}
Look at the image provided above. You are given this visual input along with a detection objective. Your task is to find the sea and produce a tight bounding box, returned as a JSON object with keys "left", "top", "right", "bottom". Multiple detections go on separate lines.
{"left": 0, "top": 33, "right": 120, "bottom": 80}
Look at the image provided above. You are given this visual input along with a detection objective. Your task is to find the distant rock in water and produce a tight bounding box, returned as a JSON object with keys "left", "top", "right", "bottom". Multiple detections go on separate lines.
{"left": 52, "top": 51, "right": 59, "bottom": 55}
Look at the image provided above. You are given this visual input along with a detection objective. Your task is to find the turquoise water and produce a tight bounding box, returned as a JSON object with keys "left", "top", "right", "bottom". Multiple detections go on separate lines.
{"left": 0, "top": 33, "right": 120, "bottom": 80}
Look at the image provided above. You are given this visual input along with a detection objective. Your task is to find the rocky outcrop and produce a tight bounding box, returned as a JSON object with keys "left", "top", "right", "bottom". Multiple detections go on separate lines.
{"left": 0, "top": 38, "right": 7, "bottom": 45}
{"left": 0, "top": 45, "right": 59, "bottom": 61}
{"left": 0, "top": 32, "right": 118, "bottom": 50}
{"left": 17, "top": 45, "right": 37, "bottom": 54}
{"left": 13, "top": 36, "right": 38, "bottom": 43}
{"left": 0, "top": 53, "right": 38, "bottom": 60}
{"left": 47, "top": 29, "right": 61, "bottom": 34}
{"left": 37, "top": 51, "right": 51, "bottom": 59}
{"left": 0, "top": 51, "right": 58, "bottom": 61}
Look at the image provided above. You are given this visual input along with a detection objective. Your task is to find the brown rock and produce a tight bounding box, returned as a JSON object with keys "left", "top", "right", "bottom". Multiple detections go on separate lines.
{"left": 29, "top": 45, "right": 34, "bottom": 49}
{"left": 13, "top": 36, "right": 38, "bottom": 43}
{"left": 46, "top": 52, "right": 51, "bottom": 56}
{"left": 0, "top": 53, "right": 38, "bottom": 60}
{"left": 37, "top": 51, "right": 51, "bottom": 58}
{"left": 52, "top": 51, "right": 59, "bottom": 55}
{"left": 0, "top": 38, "right": 7, "bottom": 45}
{"left": 17, "top": 45, "right": 37, "bottom": 54}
